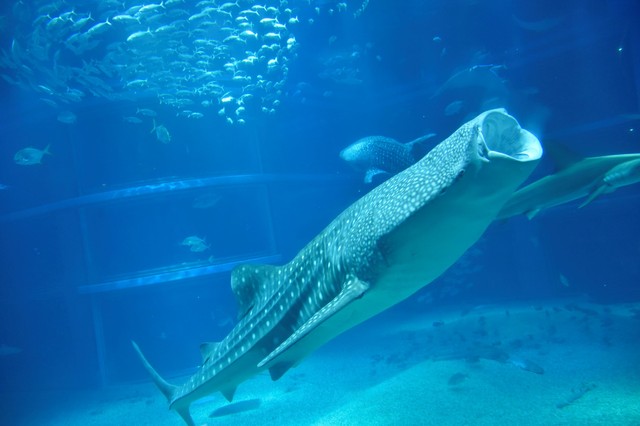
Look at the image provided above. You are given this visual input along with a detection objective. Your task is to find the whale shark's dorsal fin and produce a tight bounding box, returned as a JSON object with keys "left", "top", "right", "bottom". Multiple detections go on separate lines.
{"left": 258, "top": 277, "right": 370, "bottom": 368}
{"left": 231, "top": 264, "right": 278, "bottom": 319}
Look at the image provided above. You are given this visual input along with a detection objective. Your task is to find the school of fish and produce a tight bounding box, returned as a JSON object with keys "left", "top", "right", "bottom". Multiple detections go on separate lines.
{"left": 0, "top": 0, "right": 368, "bottom": 126}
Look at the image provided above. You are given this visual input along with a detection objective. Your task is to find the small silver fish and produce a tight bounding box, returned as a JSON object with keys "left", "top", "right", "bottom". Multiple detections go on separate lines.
{"left": 137, "top": 108, "right": 157, "bottom": 117}
{"left": 14, "top": 145, "right": 52, "bottom": 166}
{"left": 86, "top": 19, "right": 112, "bottom": 37}
{"left": 123, "top": 116, "right": 143, "bottom": 124}
{"left": 126, "top": 28, "right": 152, "bottom": 43}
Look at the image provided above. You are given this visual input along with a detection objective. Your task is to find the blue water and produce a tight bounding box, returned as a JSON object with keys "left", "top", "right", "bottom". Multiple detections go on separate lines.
{"left": 0, "top": 0, "right": 639, "bottom": 424}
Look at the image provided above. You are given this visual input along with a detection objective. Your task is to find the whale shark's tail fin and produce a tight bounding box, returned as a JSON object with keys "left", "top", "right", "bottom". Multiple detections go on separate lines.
{"left": 132, "top": 341, "right": 176, "bottom": 401}
{"left": 132, "top": 341, "right": 194, "bottom": 426}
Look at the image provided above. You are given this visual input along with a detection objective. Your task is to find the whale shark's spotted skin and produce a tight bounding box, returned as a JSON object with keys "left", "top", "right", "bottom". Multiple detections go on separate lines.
{"left": 133, "top": 109, "right": 542, "bottom": 425}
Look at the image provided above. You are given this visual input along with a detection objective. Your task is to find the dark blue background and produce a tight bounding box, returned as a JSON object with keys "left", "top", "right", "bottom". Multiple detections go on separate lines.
{"left": 0, "top": 0, "right": 638, "bottom": 394}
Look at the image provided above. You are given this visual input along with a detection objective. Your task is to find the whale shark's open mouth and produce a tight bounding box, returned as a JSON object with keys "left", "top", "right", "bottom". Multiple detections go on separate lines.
{"left": 481, "top": 109, "right": 543, "bottom": 162}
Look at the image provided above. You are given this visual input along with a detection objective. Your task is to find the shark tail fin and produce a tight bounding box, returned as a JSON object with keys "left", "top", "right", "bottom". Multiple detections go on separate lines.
{"left": 43, "top": 144, "right": 52, "bottom": 156}
{"left": 131, "top": 341, "right": 177, "bottom": 402}
{"left": 132, "top": 341, "right": 196, "bottom": 425}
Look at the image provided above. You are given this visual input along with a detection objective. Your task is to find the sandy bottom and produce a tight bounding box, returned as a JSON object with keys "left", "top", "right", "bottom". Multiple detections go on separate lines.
{"left": 8, "top": 299, "right": 640, "bottom": 426}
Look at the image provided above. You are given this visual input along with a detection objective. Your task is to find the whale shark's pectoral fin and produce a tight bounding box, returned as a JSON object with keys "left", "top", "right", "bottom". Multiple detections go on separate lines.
{"left": 257, "top": 278, "right": 370, "bottom": 369}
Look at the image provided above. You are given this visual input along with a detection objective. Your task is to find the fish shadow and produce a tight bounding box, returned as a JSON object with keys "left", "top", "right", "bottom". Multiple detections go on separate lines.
{"left": 209, "top": 399, "right": 261, "bottom": 418}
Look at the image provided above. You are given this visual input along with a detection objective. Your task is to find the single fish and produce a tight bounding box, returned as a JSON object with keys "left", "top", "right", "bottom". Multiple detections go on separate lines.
{"left": 133, "top": 109, "right": 542, "bottom": 426}
{"left": 127, "top": 28, "right": 153, "bottom": 43}
{"left": 192, "top": 192, "right": 222, "bottom": 209}
{"left": 112, "top": 14, "right": 140, "bottom": 25}
{"left": 506, "top": 355, "right": 545, "bottom": 374}
{"left": 151, "top": 119, "right": 171, "bottom": 144}
{"left": 340, "top": 134, "right": 437, "bottom": 183}
{"left": 71, "top": 13, "right": 93, "bottom": 31}
{"left": 181, "top": 236, "right": 209, "bottom": 252}
{"left": 556, "top": 382, "right": 597, "bottom": 409}
{"left": 123, "top": 116, "right": 143, "bottom": 124}
{"left": 14, "top": 145, "right": 52, "bottom": 165}
{"left": 86, "top": 19, "right": 112, "bottom": 37}
{"left": 497, "top": 144, "right": 640, "bottom": 219}
{"left": 136, "top": 108, "right": 157, "bottom": 117}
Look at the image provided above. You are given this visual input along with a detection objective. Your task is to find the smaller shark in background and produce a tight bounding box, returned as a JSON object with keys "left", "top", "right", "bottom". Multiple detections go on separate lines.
{"left": 497, "top": 144, "right": 640, "bottom": 219}
{"left": 340, "top": 133, "right": 436, "bottom": 183}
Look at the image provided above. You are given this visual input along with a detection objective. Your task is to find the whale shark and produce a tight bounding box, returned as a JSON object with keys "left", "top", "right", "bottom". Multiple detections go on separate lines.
{"left": 339, "top": 133, "right": 437, "bottom": 183}
{"left": 133, "top": 109, "right": 542, "bottom": 425}
{"left": 497, "top": 144, "right": 640, "bottom": 219}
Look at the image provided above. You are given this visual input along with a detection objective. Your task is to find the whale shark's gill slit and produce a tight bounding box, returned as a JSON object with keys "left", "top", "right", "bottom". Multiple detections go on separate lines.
{"left": 453, "top": 169, "right": 466, "bottom": 185}
{"left": 231, "top": 264, "right": 277, "bottom": 319}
